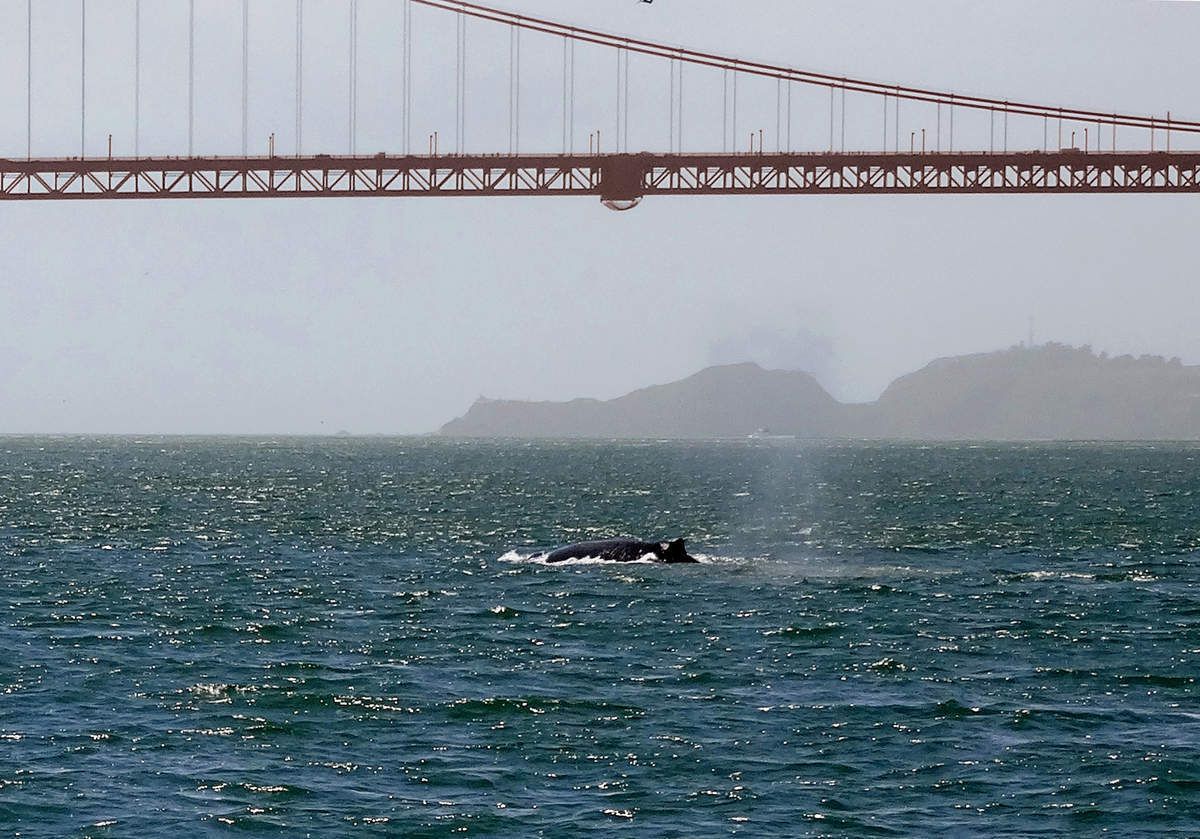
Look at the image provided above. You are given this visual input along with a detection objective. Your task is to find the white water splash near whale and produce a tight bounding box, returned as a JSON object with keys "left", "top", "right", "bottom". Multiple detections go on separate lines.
{"left": 497, "top": 550, "right": 731, "bottom": 566}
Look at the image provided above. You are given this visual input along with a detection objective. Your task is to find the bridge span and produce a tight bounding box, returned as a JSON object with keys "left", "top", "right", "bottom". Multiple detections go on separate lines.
{"left": 4, "top": 151, "right": 1199, "bottom": 207}
{"left": 3, "top": 0, "right": 1198, "bottom": 207}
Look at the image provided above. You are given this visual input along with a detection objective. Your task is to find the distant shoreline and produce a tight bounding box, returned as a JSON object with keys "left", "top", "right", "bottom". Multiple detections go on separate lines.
{"left": 440, "top": 344, "right": 1200, "bottom": 442}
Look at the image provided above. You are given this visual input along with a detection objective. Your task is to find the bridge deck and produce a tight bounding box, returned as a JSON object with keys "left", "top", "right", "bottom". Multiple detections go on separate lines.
{"left": 2, "top": 151, "right": 1198, "bottom": 202}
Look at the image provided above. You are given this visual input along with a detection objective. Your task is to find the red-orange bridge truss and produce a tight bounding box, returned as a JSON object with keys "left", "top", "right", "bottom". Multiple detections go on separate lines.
{"left": 3, "top": 152, "right": 1199, "bottom": 207}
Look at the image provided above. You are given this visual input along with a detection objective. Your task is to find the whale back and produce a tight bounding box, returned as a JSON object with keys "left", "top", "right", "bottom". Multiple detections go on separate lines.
{"left": 544, "top": 538, "right": 650, "bottom": 563}
{"left": 542, "top": 537, "right": 696, "bottom": 564}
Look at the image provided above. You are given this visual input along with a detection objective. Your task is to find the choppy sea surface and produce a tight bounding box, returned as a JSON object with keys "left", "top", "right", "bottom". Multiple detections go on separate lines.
{"left": 2, "top": 437, "right": 1198, "bottom": 837}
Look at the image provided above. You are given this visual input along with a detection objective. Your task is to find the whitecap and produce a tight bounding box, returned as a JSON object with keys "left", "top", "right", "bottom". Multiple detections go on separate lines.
{"left": 1010, "top": 570, "right": 1096, "bottom": 581}
{"left": 498, "top": 550, "right": 728, "bottom": 566}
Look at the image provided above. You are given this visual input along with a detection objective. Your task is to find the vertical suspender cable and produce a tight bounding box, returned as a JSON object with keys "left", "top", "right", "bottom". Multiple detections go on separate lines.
{"left": 829, "top": 87, "right": 834, "bottom": 152}
{"left": 563, "top": 36, "right": 569, "bottom": 153}
{"left": 569, "top": 36, "right": 575, "bottom": 153}
{"left": 936, "top": 102, "right": 940, "bottom": 152}
{"left": 507, "top": 24, "right": 521, "bottom": 154}
{"left": 514, "top": 27, "right": 520, "bottom": 154}
{"left": 785, "top": 80, "right": 792, "bottom": 153}
{"left": 26, "top": 0, "right": 32, "bottom": 160}
{"left": 404, "top": 0, "right": 411, "bottom": 154}
{"left": 80, "top": 0, "right": 86, "bottom": 157}
{"left": 677, "top": 57, "right": 683, "bottom": 153}
{"left": 454, "top": 10, "right": 460, "bottom": 154}
{"left": 135, "top": 0, "right": 141, "bottom": 157}
{"left": 949, "top": 95, "right": 954, "bottom": 153}
{"left": 401, "top": 0, "right": 407, "bottom": 154}
{"left": 623, "top": 46, "right": 630, "bottom": 153}
{"left": 894, "top": 89, "right": 900, "bottom": 154}
{"left": 722, "top": 69, "right": 728, "bottom": 153}
{"left": 614, "top": 48, "right": 621, "bottom": 153}
{"left": 408, "top": 1, "right": 413, "bottom": 154}
{"left": 461, "top": 14, "right": 466, "bottom": 153}
{"left": 1003, "top": 106, "right": 1008, "bottom": 153}
{"left": 840, "top": 82, "right": 845, "bottom": 153}
{"left": 459, "top": 12, "right": 465, "bottom": 153}
{"left": 296, "top": 0, "right": 303, "bottom": 156}
{"left": 882, "top": 94, "right": 887, "bottom": 153}
{"left": 508, "top": 25, "right": 514, "bottom": 153}
{"left": 351, "top": 0, "right": 358, "bottom": 154}
{"left": 188, "top": 0, "right": 194, "bottom": 156}
{"left": 724, "top": 64, "right": 734, "bottom": 153}
{"left": 241, "top": 0, "right": 248, "bottom": 156}
{"left": 409, "top": 0, "right": 414, "bottom": 155}
{"left": 352, "top": 0, "right": 357, "bottom": 154}
{"left": 777, "top": 78, "right": 787, "bottom": 153}
{"left": 669, "top": 58, "right": 675, "bottom": 153}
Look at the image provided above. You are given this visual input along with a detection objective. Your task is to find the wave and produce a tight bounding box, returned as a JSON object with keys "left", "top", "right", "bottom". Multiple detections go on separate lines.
{"left": 443, "top": 695, "right": 645, "bottom": 721}
{"left": 499, "top": 551, "right": 960, "bottom": 575}
{"left": 1004, "top": 570, "right": 1098, "bottom": 582}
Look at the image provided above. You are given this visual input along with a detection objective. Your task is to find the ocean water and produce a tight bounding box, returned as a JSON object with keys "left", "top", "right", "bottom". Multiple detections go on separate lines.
{"left": 1, "top": 437, "right": 1198, "bottom": 837}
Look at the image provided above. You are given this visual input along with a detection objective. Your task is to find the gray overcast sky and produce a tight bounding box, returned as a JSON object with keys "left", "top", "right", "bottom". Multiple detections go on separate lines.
{"left": 1, "top": 0, "right": 1198, "bottom": 433}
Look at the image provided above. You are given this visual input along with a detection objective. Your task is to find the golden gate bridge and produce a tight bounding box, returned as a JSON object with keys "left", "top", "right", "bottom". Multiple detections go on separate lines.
{"left": 2, "top": 0, "right": 1198, "bottom": 208}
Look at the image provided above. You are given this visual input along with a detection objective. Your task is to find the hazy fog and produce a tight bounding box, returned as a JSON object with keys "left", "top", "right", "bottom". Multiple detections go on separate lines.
{"left": 1, "top": 0, "right": 1197, "bottom": 433}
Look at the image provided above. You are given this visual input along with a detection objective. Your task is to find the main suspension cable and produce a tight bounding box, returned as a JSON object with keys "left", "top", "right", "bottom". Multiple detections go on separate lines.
{"left": 412, "top": 0, "right": 1198, "bottom": 135}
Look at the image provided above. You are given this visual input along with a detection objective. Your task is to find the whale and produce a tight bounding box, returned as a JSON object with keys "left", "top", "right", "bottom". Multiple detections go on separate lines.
{"left": 539, "top": 538, "right": 697, "bottom": 564}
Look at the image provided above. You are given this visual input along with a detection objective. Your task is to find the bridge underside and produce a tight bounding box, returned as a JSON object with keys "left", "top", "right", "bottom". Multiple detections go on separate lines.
{"left": 2, "top": 152, "right": 1199, "bottom": 202}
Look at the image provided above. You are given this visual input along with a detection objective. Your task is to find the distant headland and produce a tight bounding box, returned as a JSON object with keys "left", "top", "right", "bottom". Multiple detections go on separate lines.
{"left": 440, "top": 344, "right": 1200, "bottom": 441}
